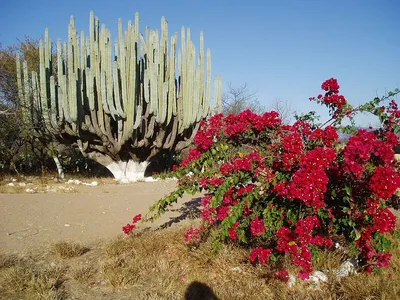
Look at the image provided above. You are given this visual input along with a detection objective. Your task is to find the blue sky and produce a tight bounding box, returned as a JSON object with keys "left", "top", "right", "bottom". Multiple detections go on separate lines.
{"left": 1, "top": 0, "right": 399, "bottom": 126}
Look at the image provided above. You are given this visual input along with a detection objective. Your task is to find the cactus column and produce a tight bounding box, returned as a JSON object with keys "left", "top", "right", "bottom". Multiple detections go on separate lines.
{"left": 16, "top": 11, "right": 222, "bottom": 182}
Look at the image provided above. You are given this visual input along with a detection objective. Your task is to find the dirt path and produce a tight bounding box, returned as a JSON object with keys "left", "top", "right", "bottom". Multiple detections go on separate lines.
{"left": 0, "top": 180, "right": 202, "bottom": 253}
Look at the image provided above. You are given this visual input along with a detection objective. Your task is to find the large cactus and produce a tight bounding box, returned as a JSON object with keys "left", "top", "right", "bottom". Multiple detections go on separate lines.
{"left": 16, "top": 11, "right": 222, "bottom": 182}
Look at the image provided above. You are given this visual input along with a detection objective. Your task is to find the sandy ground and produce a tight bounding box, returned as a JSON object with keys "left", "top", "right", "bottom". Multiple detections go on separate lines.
{"left": 0, "top": 180, "right": 202, "bottom": 253}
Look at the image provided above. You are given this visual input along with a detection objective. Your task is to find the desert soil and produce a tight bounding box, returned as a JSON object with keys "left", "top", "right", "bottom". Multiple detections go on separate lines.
{"left": 0, "top": 180, "right": 202, "bottom": 253}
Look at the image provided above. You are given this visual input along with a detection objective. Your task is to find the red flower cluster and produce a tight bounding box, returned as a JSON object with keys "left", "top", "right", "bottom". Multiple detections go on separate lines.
{"left": 275, "top": 216, "right": 333, "bottom": 278}
{"left": 370, "top": 167, "right": 400, "bottom": 200}
{"left": 250, "top": 247, "right": 272, "bottom": 264}
{"left": 308, "top": 126, "right": 339, "bottom": 147}
{"left": 199, "top": 176, "right": 225, "bottom": 188}
{"left": 321, "top": 78, "right": 340, "bottom": 94}
{"left": 200, "top": 195, "right": 216, "bottom": 225}
{"left": 369, "top": 208, "right": 396, "bottom": 233}
{"left": 284, "top": 167, "right": 329, "bottom": 208}
{"left": 382, "top": 100, "right": 400, "bottom": 131}
{"left": 228, "top": 222, "right": 239, "bottom": 240}
{"left": 217, "top": 205, "right": 230, "bottom": 221}
{"left": 274, "top": 269, "right": 290, "bottom": 283}
{"left": 220, "top": 162, "right": 233, "bottom": 175}
{"left": 181, "top": 110, "right": 281, "bottom": 167}
{"left": 343, "top": 129, "right": 397, "bottom": 179}
{"left": 184, "top": 226, "right": 205, "bottom": 243}
{"left": 250, "top": 217, "right": 266, "bottom": 236}
{"left": 310, "top": 77, "right": 347, "bottom": 112}
{"left": 122, "top": 214, "right": 142, "bottom": 235}
{"left": 300, "top": 147, "right": 336, "bottom": 171}
{"left": 355, "top": 229, "right": 393, "bottom": 269}
{"left": 181, "top": 148, "right": 202, "bottom": 167}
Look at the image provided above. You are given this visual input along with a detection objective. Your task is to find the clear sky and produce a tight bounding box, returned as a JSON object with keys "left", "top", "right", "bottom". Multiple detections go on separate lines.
{"left": 1, "top": 0, "right": 399, "bottom": 126}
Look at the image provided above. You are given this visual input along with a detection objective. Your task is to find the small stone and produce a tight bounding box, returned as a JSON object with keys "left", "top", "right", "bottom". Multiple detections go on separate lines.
{"left": 335, "top": 259, "right": 358, "bottom": 278}
{"left": 287, "top": 274, "right": 296, "bottom": 288}
{"left": 309, "top": 271, "right": 328, "bottom": 283}
{"left": 64, "top": 224, "right": 71, "bottom": 227}
{"left": 7, "top": 183, "right": 14, "bottom": 186}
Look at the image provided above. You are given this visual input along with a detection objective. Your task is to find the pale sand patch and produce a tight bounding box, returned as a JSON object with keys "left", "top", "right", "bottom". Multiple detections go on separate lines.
{"left": 0, "top": 180, "right": 202, "bottom": 253}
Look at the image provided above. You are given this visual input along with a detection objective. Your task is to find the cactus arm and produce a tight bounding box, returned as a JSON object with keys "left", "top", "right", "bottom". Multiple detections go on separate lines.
{"left": 16, "top": 55, "right": 24, "bottom": 105}
{"left": 212, "top": 75, "right": 223, "bottom": 114}
{"left": 113, "top": 58, "right": 125, "bottom": 118}
{"left": 118, "top": 18, "right": 127, "bottom": 112}
{"left": 49, "top": 76, "right": 59, "bottom": 130}
{"left": 22, "top": 61, "right": 31, "bottom": 123}
{"left": 39, "top": 40, "right": 52, "bottom": 130}
{"left": 168, "top": 33, "right": 177, "bottom": 123}
{"left": 99, "top": 25, "right": 110, "bottom": 115}
{"left": 31, "top": 71, "right": 41, "bottom": 122}
{"left": 198, "top": 32, "right": 205, "bottom": 118}
{"left": 205, "top": 48, "right": 212, "bottom": 116}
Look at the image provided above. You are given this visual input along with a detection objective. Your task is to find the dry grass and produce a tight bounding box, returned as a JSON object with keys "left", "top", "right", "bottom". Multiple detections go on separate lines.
{"left": 0, "top": 226, "right": 400, "bottom": 299}
{"left": 70, "top": 264, "right": 96, "bottom": 283}
{"left": 0, "top": 255, "right": 67, "bottom": 300}
{"left": 51, "top": 241, "right": 89, "bottom": 259}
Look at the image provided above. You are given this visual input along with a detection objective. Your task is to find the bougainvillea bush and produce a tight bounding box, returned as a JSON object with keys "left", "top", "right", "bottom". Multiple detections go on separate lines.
{"left": 124, "top": 79, "right": 400, "bottom": 280}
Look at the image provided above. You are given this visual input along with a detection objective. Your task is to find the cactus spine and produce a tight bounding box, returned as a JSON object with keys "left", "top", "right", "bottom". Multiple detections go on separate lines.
{"left": 16, "top": 11, "right": 222, "bottom": 182}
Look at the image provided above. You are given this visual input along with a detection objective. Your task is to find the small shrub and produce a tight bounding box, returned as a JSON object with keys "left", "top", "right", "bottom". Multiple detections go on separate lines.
{"left": 51, "top": 241, "right": 89, "bottom": 259}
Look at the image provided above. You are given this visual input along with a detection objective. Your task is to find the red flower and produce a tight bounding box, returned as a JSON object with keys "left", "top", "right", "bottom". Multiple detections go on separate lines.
{"left": 220, "top": 162, "right": 233, "bottom": 175}
{"left": 181, "top": 148, "right": 202, "bottom": 167}
{"left": 250, "top": 217, "right": 265, "bottom": 236}
{"left": 216, "top": 205, "right": 230, "bottom": 221}
{"left": 122, "top": 214, "right": 142, "bottom": 235}
{"left": 184, "top": 227, "right": 205, "bottom": 243}
{"left": 370, "top": 167, "right": 400, "bottom": 200}
{"left": 369, "top": 208, "right": 396, "bottom": 233}
{"left": 250, "top": 247, "right": 272, "bottom": 264}
{"left": 274, "top": 269, "right": 290, "bottom": 283}
{"left": 132, "top": 214, "right": 142, "bottom": 224}
{"left": 228, "top": 222, "right": 239, "bottom": 240}
{"left": 321, "top": 78, "right": 340, "bottom": 94}
{"left": 122, "top": 223, "right": 136, "bottom": 235}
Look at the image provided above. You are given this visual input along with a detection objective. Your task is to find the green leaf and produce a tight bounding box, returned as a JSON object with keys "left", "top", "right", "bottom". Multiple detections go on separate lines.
{"left": 344, "top": 186, "right": 352, "bottom": 196}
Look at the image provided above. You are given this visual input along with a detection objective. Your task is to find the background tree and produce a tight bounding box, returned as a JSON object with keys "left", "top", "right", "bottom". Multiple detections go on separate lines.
{"left": 0, "top": 39, "right": 84, "bottom": 177}
{"left": 222, "top": 82, "right": 264, "bottom": 115}
{"left": 0, "top": 39, "right": 37, "bottom": 174}
{"left": 267, "top": 98, "right": 294, "bottom": 124}
{"left": 222, "top": 83, "right": 294, "bottom": 125}
{"left": 294, "top": 111, "right": 322, "bottom": 129}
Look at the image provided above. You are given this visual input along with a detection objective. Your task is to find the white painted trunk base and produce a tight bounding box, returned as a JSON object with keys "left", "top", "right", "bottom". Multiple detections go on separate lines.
{"left": 53, "top": 156, "right": 65, "bottom": 179}
{"left": 105, "top": 160, "right": 150, "bottom": 183}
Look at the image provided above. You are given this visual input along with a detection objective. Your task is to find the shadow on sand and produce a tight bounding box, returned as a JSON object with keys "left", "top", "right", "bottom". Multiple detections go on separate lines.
{"left": 159, "top": 197, "right": 202, "bottom": 229}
